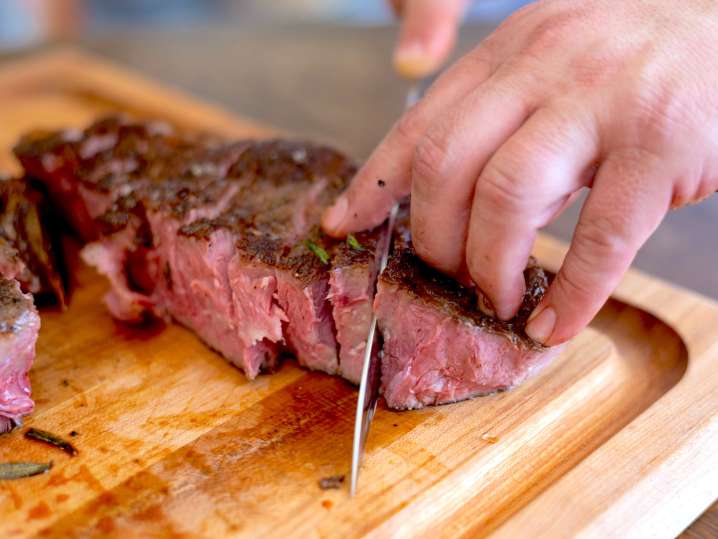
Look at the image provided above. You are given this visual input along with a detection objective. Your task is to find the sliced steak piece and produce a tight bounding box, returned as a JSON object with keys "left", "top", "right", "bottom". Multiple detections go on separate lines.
{"left": 328, "top": 228, "right": 387, "bottom": 384}
{"left": 375, "top": 247, "right": 561, "bottom": 409}
{"left": 0, "top": 278, "right": 40, "bottom": 433}
{"left": 76, "top": 133, "right": 355, "bottom": 379}
{"left": 82, "top": 143, "right": 250, "bottom": 322}
{"left": 0, "top": 177, "right": 65, "bottom": 305}
{"left": 172, "top": 141, "right": 355, "bottom": 377}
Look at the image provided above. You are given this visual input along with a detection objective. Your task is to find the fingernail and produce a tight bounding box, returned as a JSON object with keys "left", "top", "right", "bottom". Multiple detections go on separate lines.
{"left": 394, "top": 43, "right": 434, "bottom": 79}
{"left": 322, "top": 196, "right": 347, "bottom": 232}
{"left": 526, "top": 306, "right": 556, "bottom": 345}
{"left": 476, "top": 292, "right": 496, "bottom": 318}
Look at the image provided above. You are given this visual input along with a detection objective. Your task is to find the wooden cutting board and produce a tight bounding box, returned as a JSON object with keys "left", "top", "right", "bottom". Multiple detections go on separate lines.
{"left": 0, "top": 49, "right": 716, "bottom": 539}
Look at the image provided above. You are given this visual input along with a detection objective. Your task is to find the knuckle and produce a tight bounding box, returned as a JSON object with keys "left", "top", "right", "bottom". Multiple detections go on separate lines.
{"left": 569, "top": 51, "right": 621, "bottom": 88}
{"left": 628, "top": 82, "right": 692, "bottom": 147}
{"left": 477, "top": 160, "right": 530, "bottom": 213}
{"left": 411, "top": 130, "right": 450, "bottom": 197}
{"left": 521, "top": 10, "right": 581, "bottom": 59}
{"left": 574, "top": 215, "right": 633, "bottom": 263}
{"left": 461, "top": 44, "right": 495, "bottom": 75}
{"left": 554, "top": 264, "right": 592, "bottom": 304}
{"left": 497, "top": 2, "right": 540, "bottom": 32}
{"left": 491, "top": 55, "right": 546, "bottom": 100}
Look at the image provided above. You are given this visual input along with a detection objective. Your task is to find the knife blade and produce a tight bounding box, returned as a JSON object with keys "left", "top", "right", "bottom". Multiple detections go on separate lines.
{"left": 350, "top": 82, "right": 422, "bottom": 497}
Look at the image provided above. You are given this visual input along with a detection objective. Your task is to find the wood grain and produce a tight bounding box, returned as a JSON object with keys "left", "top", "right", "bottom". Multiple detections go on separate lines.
{"left": 0, "top": 49, "right": 714, "bottom": 538}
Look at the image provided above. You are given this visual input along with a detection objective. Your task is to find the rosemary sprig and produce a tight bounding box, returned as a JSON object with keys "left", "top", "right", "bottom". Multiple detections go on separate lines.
{"left": 347, "top": 233, "right": 364, "bottom": 251}
{"left": 304, "top": 239, "right": 330, "bottom": 265}
{"left": 25, "top": 428, "right": 78, "bottom": 457}
{"left": 0, "top": 461, "right": 53, "bottom": 480}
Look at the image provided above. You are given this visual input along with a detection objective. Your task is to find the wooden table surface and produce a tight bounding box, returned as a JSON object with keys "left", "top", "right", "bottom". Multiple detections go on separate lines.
{"left": 3, "top": 22, "right": 717, "bottom": 536}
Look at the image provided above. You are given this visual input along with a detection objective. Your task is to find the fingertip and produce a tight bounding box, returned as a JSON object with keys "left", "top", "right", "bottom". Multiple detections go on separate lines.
{"left": 321, "top": 196, "right": 348, "bottom": 237}
{"left": 496, "top": 296, "right": 523, "bottom": 321}
{"left": 393, "top": 0, "right": 464, "bottom": 79}
{"left": 394, "top": 44, "right": 442, "bottom": 79}
{"left": 467, "top": 257, "right": 525, "bottom": 322}
{"left": 525, "top": 304, "right": 556, "bottom": 345}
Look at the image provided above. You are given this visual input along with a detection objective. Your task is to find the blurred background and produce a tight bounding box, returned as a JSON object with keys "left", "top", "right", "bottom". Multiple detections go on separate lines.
{"left": 0, "top": 1, "right": 531, "bottom": 48}
{"left": 0, "top": 0, "right": 716, "bottom": 300}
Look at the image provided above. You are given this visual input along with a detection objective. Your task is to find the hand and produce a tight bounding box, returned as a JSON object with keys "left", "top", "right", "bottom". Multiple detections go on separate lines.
{"left": 322, "top": 0, "right": 718, "bottom": 346}
{"left": 389, "top": 0, "right": 468, "bottom": 78}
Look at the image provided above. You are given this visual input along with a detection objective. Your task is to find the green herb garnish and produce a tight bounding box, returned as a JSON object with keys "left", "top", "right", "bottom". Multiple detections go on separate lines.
{"left": 304, "top": 240, "right": 330, "bottom": 265}
{"left": 347, "top": 233, "right": 364, "bottom": 251}
{"left": 0, "top": 461, "right": 53, "bottom": 480}
{"left": 25, "top": 428, "right": 78, "bottom": 457}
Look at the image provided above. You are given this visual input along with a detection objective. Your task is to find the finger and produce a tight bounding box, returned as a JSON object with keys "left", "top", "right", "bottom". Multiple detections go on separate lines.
{"left": 466, "top": 104, "right": 598, "bottom": 319}
{"left": 526, "top": 149, "right": 672, "bottom": 345}
{"left": 393, "top": 0, "right": 469, "bottom": 79}
{"left": 322, "top": 44, "right": 496, "bottom": 237}
{"left": 409, "top": 79, "right": 534, "bottom": 276}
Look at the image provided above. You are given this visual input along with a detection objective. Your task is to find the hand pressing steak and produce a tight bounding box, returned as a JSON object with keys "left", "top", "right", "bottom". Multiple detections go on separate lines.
{"left": 0, "top": 278, "right": 40, "bottom": 433}
{"left": 14, "top": 116, "right": 561, "bottom": 409}
{"left": 376, "top": 247, "right": 560, "bottom": 409}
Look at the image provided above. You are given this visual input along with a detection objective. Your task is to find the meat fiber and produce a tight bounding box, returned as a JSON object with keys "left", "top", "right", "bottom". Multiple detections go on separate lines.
{"left": 0, "top": 278, "right": 40, "bottom": 433}
{"left": 14, "top": 116, "right": 561, "bottom": 409}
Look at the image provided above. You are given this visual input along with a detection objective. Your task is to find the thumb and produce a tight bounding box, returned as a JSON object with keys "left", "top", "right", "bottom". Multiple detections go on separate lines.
{"left": 393, "top": 0, "right": 468, "bottom": 78}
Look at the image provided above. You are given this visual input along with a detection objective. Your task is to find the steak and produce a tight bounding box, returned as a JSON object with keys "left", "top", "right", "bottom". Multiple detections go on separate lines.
{"left": 0, "top": 177, "right": 65, "bottom": 304}
{"left": 376, "top": 247, "right": 561, "bottom": 409}
{"left": 0, "top": 177, "right": 64, "bottom": 430}
{"left": 14, "top": 116, "right": 561, "bottom": 409}
{"left": 0, "top": 278, "right": 40, "bottom": 433}
{"left": 17, "top": 119, "right": 372, "bottom": 379}
{"left": 154, "top": 142, "right": 357, "bottom": 377}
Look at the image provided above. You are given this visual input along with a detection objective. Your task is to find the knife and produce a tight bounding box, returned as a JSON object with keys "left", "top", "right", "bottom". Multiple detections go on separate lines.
{"left": 350, "top": 82, "right": 422, "bottom": 497}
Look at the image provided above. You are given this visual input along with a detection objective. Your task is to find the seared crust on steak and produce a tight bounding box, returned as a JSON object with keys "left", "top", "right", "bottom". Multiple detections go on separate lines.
{"left": 14, "top": 116, "right": 220, "bottom": 195}
{"left": 13, "top": 116, "right": 234, "bottom": 241}
{"left": 0, "top": 278, "right": 33, "bottom": 331}
{"left": 380, "top": 248, "right": 548, "bottom": 350}
{"left": 176, "top": 140, "right": 357, "bottom": 283}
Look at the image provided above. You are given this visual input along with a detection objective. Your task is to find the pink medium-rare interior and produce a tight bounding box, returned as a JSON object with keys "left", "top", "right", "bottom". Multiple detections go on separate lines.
{"left": 0, "top": 282, "right": 40, "bottom": 432}
{"left": 375, "top": 280, "right": 562, "bottom": 410}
